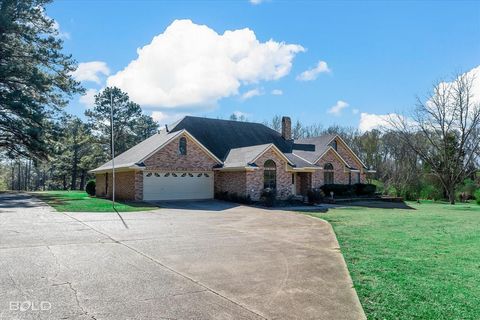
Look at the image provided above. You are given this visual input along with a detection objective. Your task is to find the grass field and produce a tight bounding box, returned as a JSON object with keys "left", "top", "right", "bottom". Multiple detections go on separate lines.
{"left": 305, "top": 201, "right": 480, "bottom": 320}
{"left": 33, "top": 191, "right": 159, "bottom": 212}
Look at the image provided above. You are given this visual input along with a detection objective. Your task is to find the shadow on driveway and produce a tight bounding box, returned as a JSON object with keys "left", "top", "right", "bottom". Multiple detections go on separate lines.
{"left": 0, "top": 193, "right": 47, "bottom": 208}
{"left": 150, "top": 199, "right": 240, "bottom": 211}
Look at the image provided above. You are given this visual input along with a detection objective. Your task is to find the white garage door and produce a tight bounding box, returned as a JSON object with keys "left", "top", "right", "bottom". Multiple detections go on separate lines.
{"left": 143, "top": 171, "right": 214, "bottom": 201}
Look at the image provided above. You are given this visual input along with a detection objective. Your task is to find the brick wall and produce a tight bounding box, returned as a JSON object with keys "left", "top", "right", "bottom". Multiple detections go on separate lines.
{"left": 246, "top": 148, "right": 292, "bottom": 201}
{"left": 312, "top": 149, "right": 349, "bottom": 187}
{"left": 95, "top": 173, "right": 106, "bottom": 197}
{"left": 335, "top": 138, "right": 367, "bottom": 183}
{"left": 214, "top": 171, "right": 247, "bottom": 197}
{"left": 298, "top": 172, "right": 312, "bottom": 195}
{"left": 134, "top": 171, "right": 143, "bottom": 201}
{"left": 95, "top": 171, "right": 136, "bottom": 200}
{"left": 143, "top": 134, "right": 218, "bottom": 171}
{"left": 335, "top": 138, "right": 365, "bottom": 172}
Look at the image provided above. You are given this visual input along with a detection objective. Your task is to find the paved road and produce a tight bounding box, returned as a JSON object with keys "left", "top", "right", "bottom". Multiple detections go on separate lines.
{"left": 0, "top": 193, "right": 365, "bottom": 320}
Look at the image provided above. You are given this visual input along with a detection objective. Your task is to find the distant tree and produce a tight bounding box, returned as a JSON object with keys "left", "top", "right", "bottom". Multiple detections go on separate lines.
{"left": 389, "top": 72, "right": 480, "bottom": 204}
{"left": 60, "top": 116, "right": 92, "bottom": 189}
{"left": 267, "top": 115, "right": 282, "bottom": 132}
{"left": 86, "top": 87, "right": 158, "bottom": 156}
{"left": 0, "top": 0, "right": 82, "bottom": 159}
{"left": 292, "top": 120, "right": 304, "bottom": 139}
{"left": 229, "top": 113, "right": 247, "bottom": 122}
{"left": 358, "top": 129, "right": 383, "bottom": 175}
{"left": 133, "top": 114, "right": 159, "bottom": 143}
{"left": 302, "top": 123, "right": 324, "bottom": 138}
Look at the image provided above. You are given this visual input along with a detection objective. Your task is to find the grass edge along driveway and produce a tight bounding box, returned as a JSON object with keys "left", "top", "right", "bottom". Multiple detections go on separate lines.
{"left": 32, "top": 191, "right": 159, "bottom": 212}
{"left": 304, "top": 201, "right": 480, "bottom": 320}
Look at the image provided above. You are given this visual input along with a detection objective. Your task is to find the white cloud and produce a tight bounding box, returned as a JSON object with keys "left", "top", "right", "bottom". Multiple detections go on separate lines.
{"left": 271, "top": 89, "right": 283, "bottom": 95}
{"left": 232, "top": 111, "right": 250, "bottom": 118}
{"left": 358, "top": 66, "right": 480, "bottom": 133}
{"left": 469, "top": 65, "right": 480, "bottom": 103}
{"left": 71, "top": 61, "right": 110, "bottom": 84}
{"left": 249, "top": 0, "right": 264, "bottom": 4}
{"left": 296, "top": 60, "right": 331, "bottom": 81}
{"left": 359, "top": 112, "right": 400, "bottom": 132}
{"left": 79, "top": 88, "right": 98, "bottom": 108}
{"left": 327, "top": 100, "right": 349, "bottom": 116}
{"left": 352, "top": 108, "right": 359, "bottom": 114}
{"left": 241, "top": 88, "right": 263, "bottom": 100}
{"left": 107, "top": 19, "right": 304, "bottom": 109}
{"left": 151, "top": 111, "right": 187, "bottom": 125}
{"left": 437, "top": 65, "right": 480, "bottom": 105}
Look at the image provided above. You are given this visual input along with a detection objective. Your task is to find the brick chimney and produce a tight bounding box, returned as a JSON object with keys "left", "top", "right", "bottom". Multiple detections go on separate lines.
{"left": 281, "top": 116, "right": 292, "bottom": 140}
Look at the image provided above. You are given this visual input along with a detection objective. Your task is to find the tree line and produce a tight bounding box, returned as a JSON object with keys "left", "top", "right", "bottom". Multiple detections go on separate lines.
{"left": 256, "top": 72, "right": 480, "bottom": 204}
{"left": 1, "top": 0, "right": 478, "bottom": 204}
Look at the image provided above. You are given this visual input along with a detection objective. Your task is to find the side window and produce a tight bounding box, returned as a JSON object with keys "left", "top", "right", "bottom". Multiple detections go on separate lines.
{"left": 263, "top": 160, "right": 277, "bottom": 189}
{"left": 178, "top": 137, "right": 187, "bottom": 155}
{"left": 324, "top": 163, "right": 334, "bottom": 184}
{"left": 330, "top": 139, "right": 337, "bottom": 151}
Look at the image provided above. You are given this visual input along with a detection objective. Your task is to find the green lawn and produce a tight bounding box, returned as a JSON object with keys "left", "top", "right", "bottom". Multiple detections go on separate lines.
{"left": 33, "top": 191, "right": 159, "bottom": 212}
{"left": 305, "top": 201, "right": 480, "bottom": 320}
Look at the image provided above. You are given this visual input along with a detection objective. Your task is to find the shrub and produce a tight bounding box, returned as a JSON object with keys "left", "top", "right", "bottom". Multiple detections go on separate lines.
{"left": 320, "top": 183, "right": 378, "bottom": 197}
{"left": 459, "top": 179, "right": 477, "bottom": 200}
{"left": 214, "top": 191, "right": 251, "bottom": 204}
{"left": 260, "top": 188, "right": 276, "bottom": 207}
{"left": 320, "top": 184, "right": 355, "bottom": 197}
{"left": 85, "top": 180, "right": 96, "bottom": 196}
{"left": 475, "top": 189, "right": 480, "bottom": 205}
{"left": 215, "top": 191, "right": 229, "bottom": 201}
{"left": 420, "top": 184, "right": 443, "bottom": 201}
{"left": 354, "top": 183, "right": 377, "bottom": 196}
{"left": 307, "top": 188, "right": 325, "bottom": 204}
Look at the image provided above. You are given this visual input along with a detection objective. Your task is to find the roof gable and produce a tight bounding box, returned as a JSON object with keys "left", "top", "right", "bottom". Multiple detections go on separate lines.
{"left": 223, "top": 143, "right": 292, "bottom": 168}
{"left": 170, "top": 116, "right": 293, "bottom": 161}
{"left": 90, "top": 129, "right": 183, "bottom": 173}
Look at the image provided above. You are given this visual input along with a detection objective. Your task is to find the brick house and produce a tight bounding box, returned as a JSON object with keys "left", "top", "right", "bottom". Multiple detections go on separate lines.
{"left": 91, "top": 116, "right": 371, "bottom": 201}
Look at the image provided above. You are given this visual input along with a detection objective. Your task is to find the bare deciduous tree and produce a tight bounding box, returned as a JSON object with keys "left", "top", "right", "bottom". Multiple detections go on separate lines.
{"left": 389, "top": 72, "right": 480, "bottom": 204}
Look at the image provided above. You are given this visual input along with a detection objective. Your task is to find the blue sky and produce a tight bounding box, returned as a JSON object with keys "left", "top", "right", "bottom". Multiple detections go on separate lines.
{"left": 47, "top": 0, "right": 480, "bottom": 131}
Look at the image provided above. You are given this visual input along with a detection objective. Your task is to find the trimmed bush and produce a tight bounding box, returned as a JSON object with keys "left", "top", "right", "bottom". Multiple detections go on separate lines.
{"left": 320, "top": 184, "right": 355, "bottom": 197}
{"left": 320, "top": 183, "right": 377, "bottom": 197}
{"left": 354, "top": 183, "right": 377, "bottom": 196}
{"left": 307, "top": 188, "right": 325, "bottom": 204}
{"left": 214, "top": 191, "right": 252, "bottom": 204}
{"left": 260, "top": 188, "right": 276, "bottom": 207}
{"left": 85, "top": 180, "right": 96, "bottom": 196}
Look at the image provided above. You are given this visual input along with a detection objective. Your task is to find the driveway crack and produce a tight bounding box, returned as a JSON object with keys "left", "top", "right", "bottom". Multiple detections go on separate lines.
{"left": 53, "top": 281, "right": 96, "bottom": 320}
{"left": 62, "top": 212, "right": 268, "bottom": 320}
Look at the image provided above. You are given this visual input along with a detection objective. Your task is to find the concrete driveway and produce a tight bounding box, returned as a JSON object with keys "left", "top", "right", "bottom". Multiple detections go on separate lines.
{"left": 0, "top": 193, "right": 365, "bottom": 320}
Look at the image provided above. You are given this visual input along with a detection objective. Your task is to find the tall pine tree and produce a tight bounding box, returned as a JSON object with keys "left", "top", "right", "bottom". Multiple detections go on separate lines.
{"left": 0, "top": 0, "right": 82, "bottom": 159}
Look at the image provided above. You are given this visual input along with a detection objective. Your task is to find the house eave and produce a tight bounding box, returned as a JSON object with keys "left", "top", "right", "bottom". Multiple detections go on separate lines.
{"left": 214, "top": 166, "right": 259, "bottom": 172}
{"left": 89, "top": 165, "right": 145, "bottom": 174}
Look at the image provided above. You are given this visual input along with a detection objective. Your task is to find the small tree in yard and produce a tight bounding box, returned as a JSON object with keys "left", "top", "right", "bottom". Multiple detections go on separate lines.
{"left": 389, "top": 72, "right": 480, "bottom": 204}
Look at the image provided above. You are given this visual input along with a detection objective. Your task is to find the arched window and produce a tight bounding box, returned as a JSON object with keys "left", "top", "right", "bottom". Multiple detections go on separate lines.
{"left": 263, "top": 160, "right": 277, "bottom": 189}
{"left": 178, "top": 137, "right": 187, "bottom": 155}
{"left": 324, "top": 163, "right": 334, "bottom": 184}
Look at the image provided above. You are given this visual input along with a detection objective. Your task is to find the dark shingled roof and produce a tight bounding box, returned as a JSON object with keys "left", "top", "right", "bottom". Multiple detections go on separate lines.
{"left": 292, "top": 135, "right": 337, "bottom": 163}
{"left": 170, "top": 116, "right": 293, "bottom": 161}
